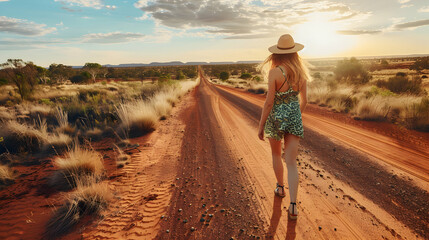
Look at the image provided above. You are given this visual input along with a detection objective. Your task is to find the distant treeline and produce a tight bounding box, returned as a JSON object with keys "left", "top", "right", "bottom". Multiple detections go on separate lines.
{"left": 0, "top": 59, "right": 198, "bottom": 85}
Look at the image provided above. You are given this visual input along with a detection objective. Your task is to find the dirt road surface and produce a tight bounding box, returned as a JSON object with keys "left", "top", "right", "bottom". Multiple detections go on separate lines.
{"left": 73, "top": 73, "right": 428, "bottom": 239}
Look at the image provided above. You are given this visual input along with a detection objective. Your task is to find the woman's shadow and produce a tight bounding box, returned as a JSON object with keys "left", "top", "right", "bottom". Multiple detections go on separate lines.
{"left": 266, "top": 196, "right": 297, "bottom": 239}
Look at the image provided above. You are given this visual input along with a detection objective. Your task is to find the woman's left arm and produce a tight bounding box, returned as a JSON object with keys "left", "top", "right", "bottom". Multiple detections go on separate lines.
{"left": 258, "top": 70, "right": 276, "bottom": 140}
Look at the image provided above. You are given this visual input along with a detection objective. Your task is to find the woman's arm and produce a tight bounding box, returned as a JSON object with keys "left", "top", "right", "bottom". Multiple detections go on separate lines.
{"left": 299, "top": 79, "right": 308, "bottom": 112}
{"left": 258, "top": 69, "right": 276, "bottom": 140}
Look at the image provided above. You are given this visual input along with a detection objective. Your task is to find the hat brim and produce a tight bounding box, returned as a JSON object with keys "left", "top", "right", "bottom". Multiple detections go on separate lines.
{"left": 268, "top": 43, "right": 304, "bottom": 54}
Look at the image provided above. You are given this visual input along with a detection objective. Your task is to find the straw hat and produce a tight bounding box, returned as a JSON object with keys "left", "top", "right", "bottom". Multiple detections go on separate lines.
{"left": 268, "top": 34, "right": 304, "bottom": 54}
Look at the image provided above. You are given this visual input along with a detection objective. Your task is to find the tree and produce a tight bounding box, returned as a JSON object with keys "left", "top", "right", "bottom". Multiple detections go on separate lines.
{"left": 334, "top": 57, "right": 371, "bottom": 84}
{"left": 410, "top": 57, "right": 429, "bottom": 72}
{"left": 0, "top": 59, "right": 38, "bottom": 100}
{"left": 48, "top": 64, "right": 73, "bottom": 83}
{"left": 219, "top": 71, "right": 229, "bottom": 81}
{"left": 99, "top": 67, "right": 108, "bottom": 79}
{"left": 83, "top": 63, "right": 102, "bottom": 82}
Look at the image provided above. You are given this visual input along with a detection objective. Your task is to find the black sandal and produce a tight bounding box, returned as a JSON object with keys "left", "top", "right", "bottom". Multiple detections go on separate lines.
{"left": 288, "top": 202, "right": 298, "bottom": 219}
{"left": 274, "top": 183, "right": 286, "bottom": 198}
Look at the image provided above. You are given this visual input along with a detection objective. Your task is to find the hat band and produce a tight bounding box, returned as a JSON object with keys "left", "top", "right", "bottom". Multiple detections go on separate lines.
{"left": 277, "top": 45, "right": 295, "bottom": 50}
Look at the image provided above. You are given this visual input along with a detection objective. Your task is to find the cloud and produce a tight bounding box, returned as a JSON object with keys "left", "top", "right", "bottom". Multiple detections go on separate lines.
{"left": 0, "top": 38, "right": 64, "bottom": 45}
{"left": 83, "top": 32, "right": 145, "bottom": 43}
{"left": 134, "top": 0, "right": 371, "bottom": 38}
{"left": 61, "top": 6, "right": 82, "bottom": 12}
{"left": 418, "top": 6, "right": 429, "bottom": 12}
{"left": 0, "top": 0, "right": 10, "bottom": 2}
{"left": 0, "top": 38, "right": 66, "bottom": 50}
{"left": 56, "top": 0, "right": 115, "bottom": 10}
{"left": 393, "top": 19, "right": 429, "bottom": 30}
{"left": 398, "top": 0, "right": 411, "bottom": 3}
{"left": 337, "top": 30, "right": 381, "bottom": 35}
{"left": 224, "top": 33, "right": 278, "bottom": 39}
{"left": 55, "top": 0, "right": 104, "bottom": 9}
{"left": 400, "top": 4, "right": 413, "bottom": 8}
{"left": 0, "top": 16, "right": 56, "bottom": 36}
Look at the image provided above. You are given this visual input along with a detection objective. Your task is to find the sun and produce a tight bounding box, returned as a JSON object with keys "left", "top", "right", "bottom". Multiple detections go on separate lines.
{"left": 292, "top": 14, "right": 357, "bottom": 57}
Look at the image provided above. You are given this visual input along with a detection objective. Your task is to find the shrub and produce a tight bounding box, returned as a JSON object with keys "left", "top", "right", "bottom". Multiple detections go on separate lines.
{"left": 334, "top": 57, "right": 371, "bottom": 84}
{"left": 70, "top": 72, "right": 90, "bottom": 84}
{"left": 45, "top": 181, "right": 112, "bottom": 239}
{"left": 409, "top": 57, "right": 429, "bottom": 72}
{"left": 385, "top": 74, "right": 422, "bottom": 94}
{"left": 252, "top": 76, "right": 262, "bottom": 82}
{"left": 219, "top": 72, "right": 229, "bottom": 81}
{"left": 405, "top": 97, "right": 429, "bottom": 131}
{"left": 0, "top": 78, "right": 8, "bottom": 85}
{"left": 240, "top": 73, "right": 252, "bottom": 79}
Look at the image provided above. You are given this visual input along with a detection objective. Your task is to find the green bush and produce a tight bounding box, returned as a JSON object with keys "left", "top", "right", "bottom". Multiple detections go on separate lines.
{"left": 71, "top": 72, "right": 90, "bottom": 84}
{"left": 367, "top": 86, "right": 396, "bottom": 97}
{"left": 0, "top": 78, "right": 8, "bottom": 85}
{"left": 252, "top": 76, "right": 262, "bottom": 82}
{"left": 383, "top": 74, "right": 422, "bottom": 94}
{"left": 240, "top": 73, "right": 252, "bottom": 79}
{"left": 39, "top": 98, "right": 54, "bottom": 105}
{"left": 219, "top": 72, "right": 229, "bottom": 81}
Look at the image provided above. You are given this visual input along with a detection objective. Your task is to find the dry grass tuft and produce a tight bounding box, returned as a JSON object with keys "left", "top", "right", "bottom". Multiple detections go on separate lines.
{"left": 84, "top": 128, "right": 103, "bottom": 140}
{"left": 55, "top": 145, "right": 105, "bottom": 176}
{"left": 0, "top": 164, "right": 15, "bottom": 186}
{"left": 45, "top": 180, "right": 112, "bottom": 239}
{"left": 0, "top": 119, "right": 72, "bottom": 154}
{"left": 115, "top": 80, "right": 198, "bottom": 137}
{"left": 0, "top": 106, "right": 15, "bottom": 121}
{"left": 115, "top": 99, "right": 158, "bottom": 137}
{"left": 114, "top": 144, "right": 130, "bottom": 168}
{"left": 49, "top": 145, "right": 105, "bottom": 191}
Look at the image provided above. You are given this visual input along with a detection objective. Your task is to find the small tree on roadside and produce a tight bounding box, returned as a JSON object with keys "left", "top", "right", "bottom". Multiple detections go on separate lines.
{"left": 83, "top": 63, "right": 102, "bottom": 82}
{"left": 0, "top": 59, "right": 38, "bottom": 100}
{"left": 219, "top": 71, "right": 229, "bottom": 81}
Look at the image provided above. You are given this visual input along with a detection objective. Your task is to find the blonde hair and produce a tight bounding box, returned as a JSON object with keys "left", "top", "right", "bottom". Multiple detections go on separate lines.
{"left": 258, "top": 53, "right": 310, "bottom": 90}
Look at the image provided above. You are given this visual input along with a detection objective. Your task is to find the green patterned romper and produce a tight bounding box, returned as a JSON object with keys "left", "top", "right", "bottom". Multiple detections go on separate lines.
{"left": 264, "top": 66, "right": 304, "bottom": 140}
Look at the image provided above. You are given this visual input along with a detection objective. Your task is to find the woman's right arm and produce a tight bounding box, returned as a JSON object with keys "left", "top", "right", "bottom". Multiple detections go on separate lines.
{"left": 299, "top": 79, "right": 307, "bottom": 112}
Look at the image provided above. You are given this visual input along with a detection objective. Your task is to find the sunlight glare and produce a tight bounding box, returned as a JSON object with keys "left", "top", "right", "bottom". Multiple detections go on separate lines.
{"left": 292, "top": 14, "right": 357, "bottom": 57}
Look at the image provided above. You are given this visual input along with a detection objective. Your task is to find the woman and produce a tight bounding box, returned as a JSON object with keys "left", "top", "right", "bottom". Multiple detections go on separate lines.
{"left": 258, "top": 34, "right": 309, "bottom": 220}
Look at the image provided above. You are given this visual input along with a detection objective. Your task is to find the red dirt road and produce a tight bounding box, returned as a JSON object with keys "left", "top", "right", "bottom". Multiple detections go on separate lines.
{"left": 76, "top": 74, "right": 427, "bottom": 239}
{"left": 4, "top": 72, "right": 427, "bottom": 239}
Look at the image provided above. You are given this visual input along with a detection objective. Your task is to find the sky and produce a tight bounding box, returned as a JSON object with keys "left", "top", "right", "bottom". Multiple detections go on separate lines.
{"left": 0, "top": 0, "right": 428, "bottom": 67}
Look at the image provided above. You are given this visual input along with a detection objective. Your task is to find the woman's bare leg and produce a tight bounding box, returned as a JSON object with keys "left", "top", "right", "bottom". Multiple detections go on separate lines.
{"left": 269, "top": 138, "right": 284, "bottom": 194}
{"left": 284, "top": 133, "right": 300, "bottom": 207}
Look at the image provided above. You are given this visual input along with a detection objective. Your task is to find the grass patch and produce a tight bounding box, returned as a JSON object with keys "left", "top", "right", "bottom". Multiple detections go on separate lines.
{"left": 44, "top": 180, "right": 112, "bottom": 239}
{"left": 0, "top": 119, "right": 71, "bottom": 154}
{"left": 49, "top": 145, "right": 105, "bottom": 191}
{"left": 0, "top": 164, "right": 15, "bottom": 187}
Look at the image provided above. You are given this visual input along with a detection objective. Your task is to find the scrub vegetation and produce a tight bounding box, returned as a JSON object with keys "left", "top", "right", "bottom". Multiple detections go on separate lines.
{"left": 0, "top": 59, "right": 199, "bottom": 238}
{"left": 203, "top": 56, "right": 429, "bottom": 131}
